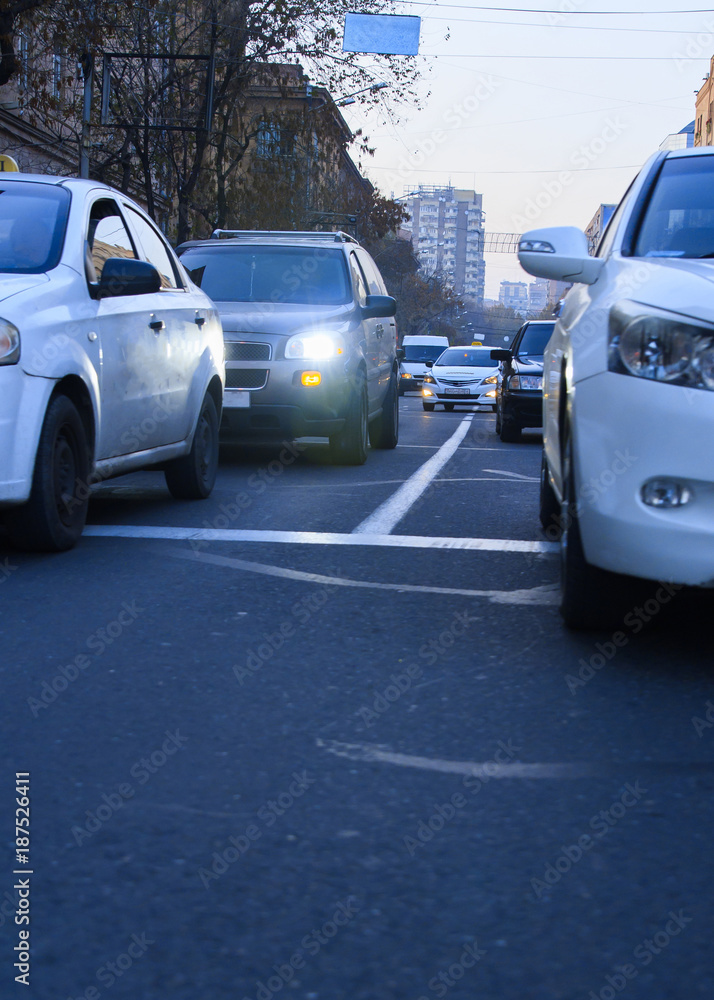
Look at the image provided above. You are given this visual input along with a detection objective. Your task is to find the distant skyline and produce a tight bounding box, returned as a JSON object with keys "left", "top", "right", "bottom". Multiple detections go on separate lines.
{"left": 342, "top": 1, "right": 705, "bottom": 296}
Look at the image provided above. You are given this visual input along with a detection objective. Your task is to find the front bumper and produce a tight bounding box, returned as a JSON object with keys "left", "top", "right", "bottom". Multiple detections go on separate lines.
{"left": 0, "top": 369, "right": 53, "bottom": 506}
{"left": 502, "top": 390, "right": 543, "bottom": 426}
{"left": 573, "top": 370, "right": 714, "bottom": 585}
{"left": 422, "top": 384, "right": 496, "bottom": 407}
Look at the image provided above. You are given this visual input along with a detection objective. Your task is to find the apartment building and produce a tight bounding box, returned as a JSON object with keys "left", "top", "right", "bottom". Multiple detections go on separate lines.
{"left": 401, "top": 185, "right": 486, "bottom": 305}
{"left": 499, "top": 280, "right": 529, "bottom": 315}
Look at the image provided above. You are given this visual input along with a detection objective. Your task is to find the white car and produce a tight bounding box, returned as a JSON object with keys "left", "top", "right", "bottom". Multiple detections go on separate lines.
{"left": 0, "top": 175, "right": 224, "bottom": 551}
{"left": 421, "top": 346, "right": 498, "bottom": 411}
{"left": 519, "top": 146, "right": 714, "bottom": 628}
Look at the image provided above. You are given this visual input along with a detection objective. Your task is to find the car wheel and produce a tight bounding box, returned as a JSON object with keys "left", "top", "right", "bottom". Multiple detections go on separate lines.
{"left": 443, "top": 402, "right": 455, "bottom": 412}
{"left": 6, "top": 394, "right": 90, "bottom": 552}
{"left": 369, "top": 370, "right": 399, "bottom": 450}
{"left": 330, "top": 375, "right": 368, "bottom": 465}
{"left": 499, "top": 419, "right": 521, "bottom": 443}
{"left": 165, "top": 393, "right": 219, "bottom": 499}
{"left": 491, "top": 404, "right": 497, "bottom": 413}
{"left": 495, "top": 405, "right": 502, "bottom": 434}
{"left": 560, "top": 440, "right": 642, "bottom": 630}
{"left": 539, "top": 450, "right": 561, "bottom": 537}
{"left": 422, "top": 401, "right": 435, "bottom": 412}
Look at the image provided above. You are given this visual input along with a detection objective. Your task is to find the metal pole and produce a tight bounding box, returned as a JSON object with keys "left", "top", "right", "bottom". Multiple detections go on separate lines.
{"left": 80, "top": 52, "right": 93, "bottom": 178}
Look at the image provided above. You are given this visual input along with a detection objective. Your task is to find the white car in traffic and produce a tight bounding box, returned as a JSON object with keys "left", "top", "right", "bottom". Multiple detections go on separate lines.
{"left": 519, "top": 146, "right": 714, "bottom": 628}
{"left": 421, "top": 346, "right": 498, "bottom": 411}
{"left": 0, "top": 175, "right": 224, "bottom": 551}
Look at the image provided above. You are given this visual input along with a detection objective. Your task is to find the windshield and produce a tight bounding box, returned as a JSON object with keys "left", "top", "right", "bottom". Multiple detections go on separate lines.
{"left": 516, "top": 323, "right": 555, "bottom": 357}
{"left": 634, "top": 156, "right": 714, "bottom": 259}
{"left": 403, "top": 344, "right": 448, "bottom": 362}
{"left": 179, "top": 245, "right": 351, "bottom": 304}
{"left": 0, "top": 182, "right": 70, "bottom": 274}
{"left": 436, "top": 348, "right": 495, "bottom": 367}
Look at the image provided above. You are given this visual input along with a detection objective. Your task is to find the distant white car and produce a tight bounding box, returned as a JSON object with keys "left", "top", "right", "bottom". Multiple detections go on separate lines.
{"left": 421, "top": 346, "right": 498, "bottom": 411}
{"left": 0, "top": 175, "right": 224, "bottom": 551}
{"left": 519, "top": 146, "right": 714, "bottom": 628}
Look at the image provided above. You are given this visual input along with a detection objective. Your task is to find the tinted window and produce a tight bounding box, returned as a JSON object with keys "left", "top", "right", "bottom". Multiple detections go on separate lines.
{"left": 515, "top": 323, "right": 555, "bottom": 357}
{"left": 180, "top": 245, "right": 351, "bottom": 304}
{"left": 403, "top": 345, "right": 447, "bottom": 362}
{"left": 634, "top": 156, "right": 714, "bottom": 258}
{"left": 357, "top": 250, "right": 387, "bottom": 294}
{"left": 126, "top": 207, "right": 179, "bottom": 288}
{"left": 436, "top": 348, "right": 495, "bottom": 367}
{"left": 87, "top": 200, "right": 137, "bottom": 281}
{"left": 0, "top": 181, "right": 70, "bottom": 273}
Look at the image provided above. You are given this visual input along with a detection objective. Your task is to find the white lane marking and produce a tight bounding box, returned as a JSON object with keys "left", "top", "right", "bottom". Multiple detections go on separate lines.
{"left": 396, "top": 445, "right": 504, "bottom": 451}
{"left": 164, "top": 548, "right": 560, "bottom": 605}
{"left": 84, "top": 525, "right": 558, "bottom": 555}
{"left": 482, "top": 469, "right": 539, "bottom": 482}
{"left": 353, "top": 415, "right": 475, "bottom": 535}
{"left": 316, "top": 740, "right": 595, "bottom": 779}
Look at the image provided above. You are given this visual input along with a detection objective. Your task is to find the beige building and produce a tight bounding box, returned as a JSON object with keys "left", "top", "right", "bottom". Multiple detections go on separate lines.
{"left": 695, "top": 58, "right": 714, "bottom": 146}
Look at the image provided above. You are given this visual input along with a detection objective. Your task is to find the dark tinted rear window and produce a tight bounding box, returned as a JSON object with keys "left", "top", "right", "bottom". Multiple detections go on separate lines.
{"left": 516, "top": 323, "right": 555, "bottom": 357}
{"left": 436, "top": 348, "right": 495, "bottom": 367}
{"left": 179, "top": 245, "right": 351, "bottom": 304}
{"left": 0, "top": 181, "right": 70, "bottom": 273}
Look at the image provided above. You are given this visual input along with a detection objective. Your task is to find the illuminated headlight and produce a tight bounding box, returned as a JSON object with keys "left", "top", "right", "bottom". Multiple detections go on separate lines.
{"left": 482, "top": 374, "right": 498, "bottom": 385}
{"left": 608, "top": 301, "right": 714, "bottom": 389}
{"left": 401, "top": 372, "right": 413, "bottom": 379}
{"left": 509, "top": 375, "right": 542, "bottom": 390}
{"left": 423, "top": 375, "right": 435, "bottom": 384}
{"left": 483, "top": 390, "right": 496, "bottom": 398}
{"left": 285, "top": 332, "right": 344, "bottom": 360}
{"left": 0, "top": 320, "right": 20, "bottom": 365}
{"left": 423, "top": 388, "right": 434, "bottom": 396}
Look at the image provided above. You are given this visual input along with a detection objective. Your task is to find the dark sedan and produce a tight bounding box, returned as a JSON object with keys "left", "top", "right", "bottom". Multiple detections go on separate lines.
{"left": 491, "top": 320, "right": 555, "bottom": 442}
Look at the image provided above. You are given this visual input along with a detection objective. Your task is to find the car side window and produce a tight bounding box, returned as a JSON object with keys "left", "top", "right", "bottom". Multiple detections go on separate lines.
{"left": 125, "top": 206, "right": 181, "bottom": 289}
{"left": 356, "top": 250, "right": 386, "bottom": 295}
{"left": 349, "top": 253, "right": 368, "bottom": 306}
{"left": 87, "top": 199, "right": 137, "bottom": 281}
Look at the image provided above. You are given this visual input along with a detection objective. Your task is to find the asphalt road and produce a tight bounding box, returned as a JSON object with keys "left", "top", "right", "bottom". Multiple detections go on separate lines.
{"left": 2, "top": 394, "right": 713, "bottom": 1000}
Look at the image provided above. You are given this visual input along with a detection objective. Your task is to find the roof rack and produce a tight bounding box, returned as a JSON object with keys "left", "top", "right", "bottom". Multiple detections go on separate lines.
{"left": 210, "top": 229, "right": 359, "bottom": 244}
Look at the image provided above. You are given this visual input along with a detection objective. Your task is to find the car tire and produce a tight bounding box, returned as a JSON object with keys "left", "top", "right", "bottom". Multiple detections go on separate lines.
{"left": 330, "top": 375, "right": 368, "bottom": 465}
{"left": 499, "top": 419, "right": 521, "bottom": 443}
{"left": 495, "top": 405, "right": 502, "bottom": 434}
{"left": 6, "top": 394, "right": 90, "bottom": 552}
{"left": 422, "top": 401, "right": 435, "bottom": 412}
{"left": 560, "top": 440, "right": 642, "bottom": 630}
{"left": 539, "top": 451, "right": 561, "bottom": 537}
{"left": 443, "top": 402, "right": 455, "bottom": 412}
{"left": 369, "top": 370, "right": 399, "bottom": 450}
{"left": 165, "top": 393, "right": 219, "bottom": 499}
{"left": 491, "top": 404, "right": 497, "bottom": 412}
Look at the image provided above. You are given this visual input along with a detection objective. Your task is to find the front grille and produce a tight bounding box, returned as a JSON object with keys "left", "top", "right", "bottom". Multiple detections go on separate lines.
{"left": 224, "top": 342, "right": 271, "bottom": 361}
{"left": 225, "top": 368, "right": 269, "bottom": 390}
{"left": 439, "top": 377, "right": 481, "bottom": 386}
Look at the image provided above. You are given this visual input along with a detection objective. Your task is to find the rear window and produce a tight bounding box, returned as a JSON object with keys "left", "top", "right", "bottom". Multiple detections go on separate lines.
{"left": 0, "top": 182, "right": 70, "bottom": 274}
{"left": 516, "top": 323, "right": 555, "bottom": 357}
{"left": 436, "top": 348, "right": 495, "bottom": 367}
{"left": 179, "top": 245, "right": 351, "bottom": 304}
{"left": 403, "top": 344, "right": 447, "bottom": 362}
{"left": 634, "top": 156, "right": 714, "bottom": 259}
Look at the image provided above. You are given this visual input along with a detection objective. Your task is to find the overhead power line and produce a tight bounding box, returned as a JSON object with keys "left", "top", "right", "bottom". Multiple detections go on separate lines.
{"left": 396, "top": 2, "right": 714, "bottom": 14}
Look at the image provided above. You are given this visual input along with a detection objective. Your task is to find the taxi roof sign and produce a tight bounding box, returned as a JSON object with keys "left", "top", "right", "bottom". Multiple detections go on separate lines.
{"left": 0, "top": 155, "right": 19, "bottom": 172}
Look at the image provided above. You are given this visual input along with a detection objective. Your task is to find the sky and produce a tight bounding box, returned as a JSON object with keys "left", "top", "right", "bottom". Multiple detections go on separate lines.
{"left": 339, "top": 1, "right": 707, "bottom": 298}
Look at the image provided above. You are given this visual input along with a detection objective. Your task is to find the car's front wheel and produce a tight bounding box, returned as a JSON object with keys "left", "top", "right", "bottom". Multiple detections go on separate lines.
{"left": 165, "top": 393, "right": 219, "bottom": 499}
{"left": 330, "top": 375, "right": 368, "bottom": 465}
{"left": 422, "top": 401, "right": 435, "bottom": 412}
{"left": 6, "top": 394, "right": 91, "bottom": 551}
{"left": 443, "top": 402, "right": 455, "bottom": 412}
{"left": 539, "top": 451, "right": 561, "bottom": 537}
{"left": 369, "top": 370, "right": 399, "bottom": 449}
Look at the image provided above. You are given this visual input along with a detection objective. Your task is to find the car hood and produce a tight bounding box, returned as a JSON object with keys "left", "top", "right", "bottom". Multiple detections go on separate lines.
{"left": 0, "top": 272, "right": 50, "bottom": 303}
{"left": 213, "top": 301, "right": 353, "bottom": 336}
{"left": 432, "top": 366, "right": 497, "bottom": 379}
{"left": 512, "top": 357, "right": 544, "bottom": 375}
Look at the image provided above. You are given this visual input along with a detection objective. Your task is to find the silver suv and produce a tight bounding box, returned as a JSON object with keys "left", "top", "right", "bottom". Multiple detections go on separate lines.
{"left": 176, "top": 231, "right": 399, "bottom": 464}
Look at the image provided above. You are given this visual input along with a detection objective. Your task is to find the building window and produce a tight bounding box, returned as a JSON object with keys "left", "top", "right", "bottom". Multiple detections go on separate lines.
{"left": 52, "top": 41, "right": 63, "bottom": 99}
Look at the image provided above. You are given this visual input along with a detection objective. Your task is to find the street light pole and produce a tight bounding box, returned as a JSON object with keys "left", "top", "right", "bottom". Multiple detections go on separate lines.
{"left": 79, "top": 51, "right": 93, "bottom": 179}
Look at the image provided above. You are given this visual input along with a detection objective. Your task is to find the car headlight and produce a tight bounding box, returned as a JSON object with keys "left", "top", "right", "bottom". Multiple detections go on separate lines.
{"left": 482, "top": 374, "right": 498, "bottom": 385}
{"left": 401, "top": 372, "right": 413, "bottom": 378}
{"left": 284, "top": 332, "right": 344, "bottom": 360}
{"left": 423, "top": 375, "right": 435, "bottom": 384}
{"left": 509, "top": 375, "right": 542, "bottom": 390}
{"left": 0, "top": 320, "right": 20, "bottom": 365}
{"left": 608, "top": 301, "right": 714, "bottom": 389}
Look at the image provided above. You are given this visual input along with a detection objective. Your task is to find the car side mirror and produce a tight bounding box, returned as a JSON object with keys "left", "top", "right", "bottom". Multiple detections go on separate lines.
{"left": 424, "top": 360, "right": 434, "bottom": 368}
{"left": 490, "top": 349, "right": 511, "bottom": 362}
{"left": 97, "top": 257, "right": 162, "bottom": 299}
{"left": 518, "top": 227, "right": 605, "bottom": 285}
{"left": 396, "top": 348, "right": 405, "bottom": 361}
{"left": 362, "top": 294, "right": 397, "bottom": 319}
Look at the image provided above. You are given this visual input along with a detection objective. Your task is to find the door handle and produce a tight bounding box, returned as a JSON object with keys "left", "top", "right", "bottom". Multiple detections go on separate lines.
{"left": 149, "top": 318, "right": 165, "bottom": 332}
{"left": 194, "top": 315, "right": 205, "bottom": 327}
